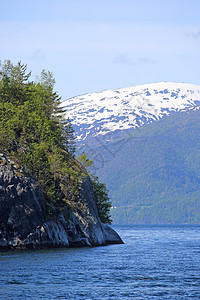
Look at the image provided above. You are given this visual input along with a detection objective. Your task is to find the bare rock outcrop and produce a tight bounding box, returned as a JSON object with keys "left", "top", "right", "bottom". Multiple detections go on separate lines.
{"left": 0, "top": 160, "right": 123, "bottom": 249}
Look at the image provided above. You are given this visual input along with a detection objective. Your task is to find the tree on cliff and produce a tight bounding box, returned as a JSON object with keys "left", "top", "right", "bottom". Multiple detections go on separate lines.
{"left": 65, "top": 117, "right": 76, "bottom": 156}
{"left": 0, "top": 60, "right": 112, "bottom": 224}
{"left": 91, "top": 176, "right": 112, "bottom": 224}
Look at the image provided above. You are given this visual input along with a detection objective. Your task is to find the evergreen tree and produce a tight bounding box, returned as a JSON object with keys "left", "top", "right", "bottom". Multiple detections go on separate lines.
{"left": 65, "top": 117, "right": 76, "bottom": 156}
{"left": 0, "top": 60, "right": 31, "bottom": 105}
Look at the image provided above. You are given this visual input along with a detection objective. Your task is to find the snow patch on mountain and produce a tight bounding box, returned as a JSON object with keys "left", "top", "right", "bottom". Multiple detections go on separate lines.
{"left": 61, "top": 82, "right": 200, "bottom": 141}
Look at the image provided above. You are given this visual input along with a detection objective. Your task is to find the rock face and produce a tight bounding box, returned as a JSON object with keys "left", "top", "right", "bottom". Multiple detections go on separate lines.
{"left": 0, "top": 161, "right": 123, "bottom": 249}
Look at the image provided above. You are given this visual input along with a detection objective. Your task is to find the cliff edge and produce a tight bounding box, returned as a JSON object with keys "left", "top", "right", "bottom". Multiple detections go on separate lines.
{"left": 0, "top": 159, "right": 123, "bottom": 249}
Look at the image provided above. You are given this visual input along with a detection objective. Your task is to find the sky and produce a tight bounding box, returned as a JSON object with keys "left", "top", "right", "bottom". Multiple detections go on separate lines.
{"left": 1, "top": 0, "right": 200, "bottom": 100}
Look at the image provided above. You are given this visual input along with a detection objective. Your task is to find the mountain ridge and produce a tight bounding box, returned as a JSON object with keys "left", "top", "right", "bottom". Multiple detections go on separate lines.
{"left": 61, "top": 82, "right": 200, "bottom": 224}
{"left": 61, "top": 82, "right": 200, "bottom": 143}
{"left": 93, "top": 109, "right": 200, "bottom": 224}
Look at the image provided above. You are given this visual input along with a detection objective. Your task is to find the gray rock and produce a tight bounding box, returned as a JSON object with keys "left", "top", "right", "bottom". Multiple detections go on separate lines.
{"left": 0, "top": 162, "right": 123, "bottom": 250}
{"left": 0, "top": 237, "right": 7, "bottom": 247}
{"left": 101, "top": 223, "right": 123, "bottom": 244}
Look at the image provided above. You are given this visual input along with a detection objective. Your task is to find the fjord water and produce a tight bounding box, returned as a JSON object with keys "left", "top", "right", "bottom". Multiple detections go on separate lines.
{"left": 1, "top": 225, "right": 200, "bottom": 299}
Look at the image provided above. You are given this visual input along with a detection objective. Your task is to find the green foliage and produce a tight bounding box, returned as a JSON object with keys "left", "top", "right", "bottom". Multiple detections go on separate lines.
{"left": 91, "top": 176, "right": 112, "bottom": 224}
{"left": 77, "top": 152, "right": 93, "bottom": 168}
{"left": 94, "top": 109, "right": 200, "bottom": 224}
{"left": 0, "top": 60, "right": 31, "bottom": 105}
{"left": 0, "top": 60, "right": 112, "bottom": 225}
{"left": 0, "top": 60, "right": 75, "bottom": 203}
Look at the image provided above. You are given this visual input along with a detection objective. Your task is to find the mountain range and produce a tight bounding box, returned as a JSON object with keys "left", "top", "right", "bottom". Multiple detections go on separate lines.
{"left": 61, "top": 82, "right": 200, "bottom": 224}
{"left": 62, "top": 82, "right": 200, "bottom": 141}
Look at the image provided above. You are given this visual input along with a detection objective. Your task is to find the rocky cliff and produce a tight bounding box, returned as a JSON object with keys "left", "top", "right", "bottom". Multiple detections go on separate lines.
{"left": 0, "top": 157, "right": 123, "bottom": 249}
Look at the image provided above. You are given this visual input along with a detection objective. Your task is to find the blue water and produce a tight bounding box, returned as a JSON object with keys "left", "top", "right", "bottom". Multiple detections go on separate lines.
{"left": 1, "top": 225, "right": 200, "bottom": 299}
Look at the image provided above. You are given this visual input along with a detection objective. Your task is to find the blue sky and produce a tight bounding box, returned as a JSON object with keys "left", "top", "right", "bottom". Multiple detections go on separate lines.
{"left": 1, "top": 0, "right": 200, "bottom": 99}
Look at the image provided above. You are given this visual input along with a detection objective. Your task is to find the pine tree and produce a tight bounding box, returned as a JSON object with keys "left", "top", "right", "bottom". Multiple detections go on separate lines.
{"left": 0, "top": 60, "right": 31, "bottom": 105}
{"left": 65, "top": 117, "right": 76, "bottom": 156}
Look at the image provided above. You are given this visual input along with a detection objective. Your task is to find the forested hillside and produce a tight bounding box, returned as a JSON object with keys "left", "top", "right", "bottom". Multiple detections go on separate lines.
{"left": 95, "top": 109, "right": 200, "bottom": 224}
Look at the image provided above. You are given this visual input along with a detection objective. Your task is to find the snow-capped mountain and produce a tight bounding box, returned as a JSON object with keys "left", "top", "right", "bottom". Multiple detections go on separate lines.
{"left": 61, "top": 82, "right": 200, "bottom": 142}
{"left": 61, "top": 82, "right": 200, "bottom": 224}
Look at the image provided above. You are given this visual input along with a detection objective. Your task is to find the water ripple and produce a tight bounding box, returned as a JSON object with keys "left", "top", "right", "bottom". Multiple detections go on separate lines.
{"left": 1, "top": 225, "right": 200, "bottom": 299}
